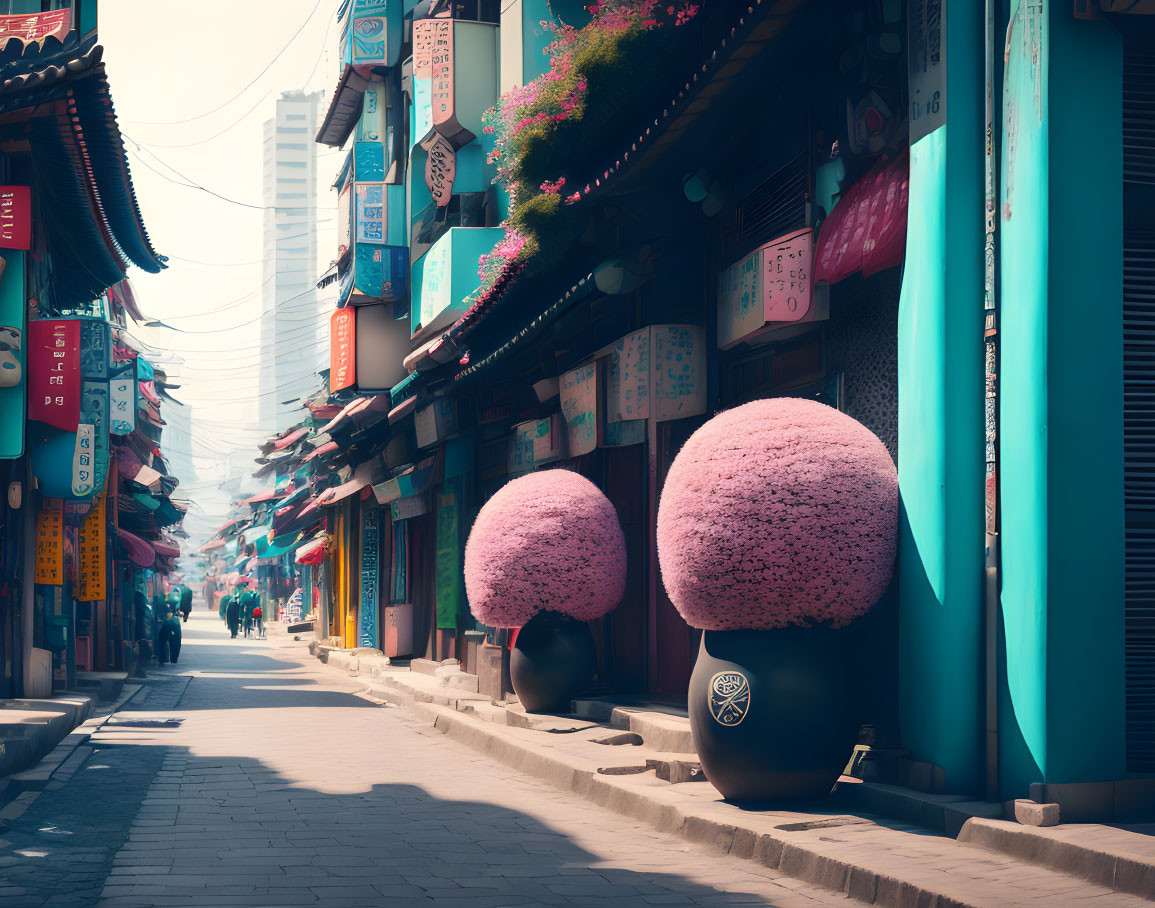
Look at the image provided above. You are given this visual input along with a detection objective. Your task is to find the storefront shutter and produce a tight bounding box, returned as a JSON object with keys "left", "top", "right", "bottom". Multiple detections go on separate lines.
{"left": 1123, "top": 47, "right": 1155, "bottom": 772}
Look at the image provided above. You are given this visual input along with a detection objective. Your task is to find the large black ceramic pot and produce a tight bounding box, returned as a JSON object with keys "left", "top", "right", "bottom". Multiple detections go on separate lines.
{"left": 511, "top": 611, "right": 597, "bottom": 713}
{"left": 689, "top": 626, "right": 856, "bottom": 802}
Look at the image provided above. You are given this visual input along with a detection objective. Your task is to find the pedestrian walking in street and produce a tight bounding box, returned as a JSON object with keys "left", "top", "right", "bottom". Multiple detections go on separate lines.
{"left": 164, "top": 610, "right": 182, "bottom": 663}
{"left": 240, "top": 586, "right": 257, "bottom": 638}
{"left": 178, "top": 584, "right": 193, "bottom": 622}
{"left": 225, "top": 595, "right": 240, "bottom": 639}
{"left": 252, "top": 603, "right": 263, "bottom": 639}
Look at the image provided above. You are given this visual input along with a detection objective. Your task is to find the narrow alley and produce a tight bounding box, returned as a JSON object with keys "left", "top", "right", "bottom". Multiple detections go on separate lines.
{"left": 0, "top": 602, "right": 845, "bottom": 908}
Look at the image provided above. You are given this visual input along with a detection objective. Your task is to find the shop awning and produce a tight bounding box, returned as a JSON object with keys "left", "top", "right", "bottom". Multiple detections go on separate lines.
{"left": 117, "top": 528, "right": 155, "bottom": 568}
{"left": 319, "top": 395, "right": 390, "bottom": 436}
{"left": 814, "top": 149, "right": 909, "bottom": 286}
{"left": 316, "top": 66, "right": 370, "bottom": 147}
{"left": 273, "top": 427, "right": 310, "bottom": 451}
{"left": 241, "top": 489, "right": 281, "bottom": 505}
{"left": 152, "top": 539, "right": 180, "bottom": 559}
{"left": 305, "top": 440, "right": 339, "bottom": 462}
{"left": 372, "top": 452, "right": 442, "bottom": 506}
{"left": 387, "top": 395, "right": 417, "bottom": 424}
{"left": 294, "top": 533, "right": 328, "bottom": 566}
{"left": 200, "top": 537, "right": 226, "bottom": 553}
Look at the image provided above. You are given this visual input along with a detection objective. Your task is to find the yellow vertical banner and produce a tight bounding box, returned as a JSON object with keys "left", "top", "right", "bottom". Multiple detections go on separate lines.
{"left": 34, "top": 498, "right": 64, "bottom": 585}
{"left": 78, "top": 475, "right": 107, "bottom": 602}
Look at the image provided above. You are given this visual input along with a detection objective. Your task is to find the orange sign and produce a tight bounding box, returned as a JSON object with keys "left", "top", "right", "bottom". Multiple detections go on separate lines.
{"left": 77, "top": 476, "right": 107, "bottom": 601}
{"left": 330, "top": 308, "right": 356, "bottom": 393}
{"left": 34, "top": 498, "right": 63, "bottom": 585}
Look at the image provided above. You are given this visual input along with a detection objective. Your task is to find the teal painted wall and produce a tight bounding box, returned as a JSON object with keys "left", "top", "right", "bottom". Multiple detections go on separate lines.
{"left": 998, "top": 1, "right": 1125, "bottom": 796}
{"left": 897, "top": 1, "right": 985, "bottom": 794}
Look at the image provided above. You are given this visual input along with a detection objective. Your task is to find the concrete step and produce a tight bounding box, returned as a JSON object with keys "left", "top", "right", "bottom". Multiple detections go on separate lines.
{"left": 958, "top": 818, "right": 1155, "bottom": 901}
{"left": 75, "top": 671, "right": 128, "bottom": 705}
{"left": 833, "top": 778, "right": 1004, "bottom": 837}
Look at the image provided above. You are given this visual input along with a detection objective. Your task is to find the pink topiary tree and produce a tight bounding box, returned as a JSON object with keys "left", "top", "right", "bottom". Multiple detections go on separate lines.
{"left": 657, "top": 398, "right": 897, "bottom": 631}
{"left": 465, "top": 469, "right": 627, "bottom": 628}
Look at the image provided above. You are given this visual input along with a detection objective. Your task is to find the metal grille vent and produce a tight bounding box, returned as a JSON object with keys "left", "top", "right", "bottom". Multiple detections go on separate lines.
{"left": 1124, "top": 51, "right": 1155, "bottom": 187}
{"left": 738, "top": 150, "right": 809, "bottom": 249}
{"left": 1125, "top": 231, "right": 1155, "bottom": 772}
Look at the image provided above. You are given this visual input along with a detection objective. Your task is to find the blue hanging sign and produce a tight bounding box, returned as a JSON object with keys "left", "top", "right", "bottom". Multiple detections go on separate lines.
{"left": 358, "top": 508, "right": 380, "bottom": 648}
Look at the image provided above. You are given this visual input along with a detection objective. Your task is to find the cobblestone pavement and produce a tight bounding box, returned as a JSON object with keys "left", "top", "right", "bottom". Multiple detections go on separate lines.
{"left": 0, "top": 608, "right": 851, "bottom": 907}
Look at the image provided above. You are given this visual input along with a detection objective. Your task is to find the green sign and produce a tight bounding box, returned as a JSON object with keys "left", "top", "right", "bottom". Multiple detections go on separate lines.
{"left": 434, "top": 476, "right": 462, "bottom": 629}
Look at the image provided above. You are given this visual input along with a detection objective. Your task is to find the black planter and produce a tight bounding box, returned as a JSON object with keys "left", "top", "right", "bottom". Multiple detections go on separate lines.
{"left": 689, "top": 626, "right": 857, "bottom": 803}
{"left": 511, "top": 611, "right": 597, "bottom": 713}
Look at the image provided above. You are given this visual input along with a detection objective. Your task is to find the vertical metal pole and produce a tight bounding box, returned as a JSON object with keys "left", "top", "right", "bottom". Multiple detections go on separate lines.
{"left": 983, "top": 0, "right": 1002, "bottom": 803}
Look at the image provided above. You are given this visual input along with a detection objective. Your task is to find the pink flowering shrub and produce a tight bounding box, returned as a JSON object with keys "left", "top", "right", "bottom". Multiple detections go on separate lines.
{"left": 657, "top": 399, "right": 897, "bottom": 631}
{"left": 465, "top": 470, "right": 627, "bottom": 628}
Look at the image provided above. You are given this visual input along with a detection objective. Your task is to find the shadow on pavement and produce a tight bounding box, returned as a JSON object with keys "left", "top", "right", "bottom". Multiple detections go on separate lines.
{"left": 2, "top": 742, "right": 795, "bottom": 907}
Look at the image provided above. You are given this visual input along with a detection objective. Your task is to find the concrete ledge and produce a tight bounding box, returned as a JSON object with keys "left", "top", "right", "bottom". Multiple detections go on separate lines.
{"left": 297, "top": 636, "right": 1148, "bottom": 906}
{"left": 958, "top": 817, "right": 1155, "bottom": 900}
{"left": 75, "top": 671, "right": 128, "bottom": 704}
{"left": 2, "top": 694, "right": 95, "bottom": 784}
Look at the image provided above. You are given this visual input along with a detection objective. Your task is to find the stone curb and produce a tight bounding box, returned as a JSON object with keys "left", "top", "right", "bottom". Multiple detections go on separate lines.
{"left": 958, "top": 817, "right": 1155, "bottom": 901}
{"left": 305, "top": 643, "right": 1149, "bottom": 906}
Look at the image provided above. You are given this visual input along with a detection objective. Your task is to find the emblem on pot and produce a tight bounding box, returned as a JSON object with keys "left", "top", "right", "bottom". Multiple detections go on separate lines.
{"left": 708, "top": 671, "right": 750, "bottom": 727}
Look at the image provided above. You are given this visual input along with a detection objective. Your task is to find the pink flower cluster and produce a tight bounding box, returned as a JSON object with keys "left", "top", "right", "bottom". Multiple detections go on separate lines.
{"left": 657, "top": 398, "right": 897, "bottom": 631}
{"left": 481, "top": 0, "right": 698, "bottom": 195}
{"left": 465, "top": 470, "right": 627, "bottom": 628}
{"left": 476, "top": 226, "right": 529, "bottom": 287}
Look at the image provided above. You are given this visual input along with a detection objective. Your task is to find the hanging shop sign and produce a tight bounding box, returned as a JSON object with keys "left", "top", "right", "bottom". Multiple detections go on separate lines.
{"left": 412, "top": 18, "right": 494, "bottom": 150}
{"left": 814, "top": 150, "right": 909, "bottom": 286}
{"left": 28, "top": 319, "right": 80, "bottom": 431}
{"left": 338, "top": 181, "right": 353, "bottom": 261}
{"left": 355, "top": 303, "right": 408, "bottom": 392}
{"left": 422, "top": 132, "right": 456, "bottom": 207}
{"left": 71, "top": 423, "right": 96, "bottom": 498}
{"left": 110, "top": 377, "right": 135, "bottom": 435}
{"left": 652, "top": 325, "right": 707, "bottom": 422}
{"left": 508, "top": 421, "right": 535, "bottom": 475}
{"left": 606, "top": 325, "right": 707, "bottom": 423}
{"left": 359, "top": 507, "right": 380, "bottom": 648}
{"left": 908, "top": 0, "right": 946, "bottom": 144}
{"left": 340, "top": 0, "right": 401, "bottom": 70}
{"left": 434, "top": 476, "right": 462, "bottom": 630}
{"left": 0, "top": 249, "right": 25, "bottom": 459}
{"left": 34, "top": 497, "right": 63, "bottom": 585}
{"left": 79, "top": 318, "right": 110, "bottom": 380}
{"left": 415, "top": 397, "right": 458, "bottom": 449}
{"left": 391, "top": 492, "right": 429, "bottom": 521}
{"left": 0, "top": 186, "right": 30, "bottom": 250}
{"left": 560, "top": 362, "right": 599, "bottom": 458}
{"left": 330, "top": 308, "right": 356, "bottom": 393}
{"left": 77, "top": 477, "right": 107, "bottom": 602}
{"left": 0, "top": 9, "right": 70, "bottom": 45}
{"left": 718, "top": 229, "right": 814, "bottom": 350}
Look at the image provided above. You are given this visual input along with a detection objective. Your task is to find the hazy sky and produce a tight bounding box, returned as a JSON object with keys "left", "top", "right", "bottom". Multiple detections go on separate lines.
{"left": 99, "top": 1, "right": 342, "bottom": 535}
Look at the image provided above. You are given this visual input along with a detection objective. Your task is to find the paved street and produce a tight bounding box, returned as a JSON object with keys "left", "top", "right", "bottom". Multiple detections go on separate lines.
{"left": 0, "top": 607, "right": 847, "bottom": 907}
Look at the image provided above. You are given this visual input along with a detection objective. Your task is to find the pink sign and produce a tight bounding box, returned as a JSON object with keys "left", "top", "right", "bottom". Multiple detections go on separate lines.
{"left": 762, "top": 230, "right": 812, "bottom": 322}
{"left": 814, "top": 149, "right": 908, "bottom": 285}
{"left": 0, "top": 10, "right": 70, "bottom": 44}
{"left": 413, "top": 19, "right": 438, "bottom": 79}
{"left": 28, "top": 319, "right": 80, "bottom": 432}
{"left": 428, "top": 19, "right": 454, "bottom": 132}
{"left": 717, "top": 228, "right": 814, "bottom": 349}
{"left": 0, "top": 186, "right": 30, "bottom": 250}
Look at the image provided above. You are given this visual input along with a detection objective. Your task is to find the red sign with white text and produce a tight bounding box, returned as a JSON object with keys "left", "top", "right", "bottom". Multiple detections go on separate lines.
{"left": 0, "top": 10, "right": 71, "bottom": 45}
{"left": 0, "top": 186, "right": 31, "bottom": 250}
{"left": 28, "top": 319, "right": 80, "bottom": 432}
{"left": 330, "top": 308, "right": 356, "bottom": 393}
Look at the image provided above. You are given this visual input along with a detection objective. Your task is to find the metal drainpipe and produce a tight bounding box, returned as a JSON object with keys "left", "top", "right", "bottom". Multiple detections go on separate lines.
{"left": 983, "top": 0, "right": 1002, "bottom": 804}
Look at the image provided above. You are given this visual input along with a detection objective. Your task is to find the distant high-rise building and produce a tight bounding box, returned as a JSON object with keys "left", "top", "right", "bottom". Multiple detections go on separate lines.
{"left": 259, "top": 90, "right": 326, "bottom": 433}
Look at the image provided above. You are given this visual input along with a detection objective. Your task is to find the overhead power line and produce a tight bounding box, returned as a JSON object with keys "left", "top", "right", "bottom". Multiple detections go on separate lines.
{"left": 124, "top": 0, "right": 326, "bottom": 127}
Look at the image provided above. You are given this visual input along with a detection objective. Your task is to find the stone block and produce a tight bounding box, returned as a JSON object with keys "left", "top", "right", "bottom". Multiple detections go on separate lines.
{"left": 1013, "top": 799, "right": 1060, "bottom": 827}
